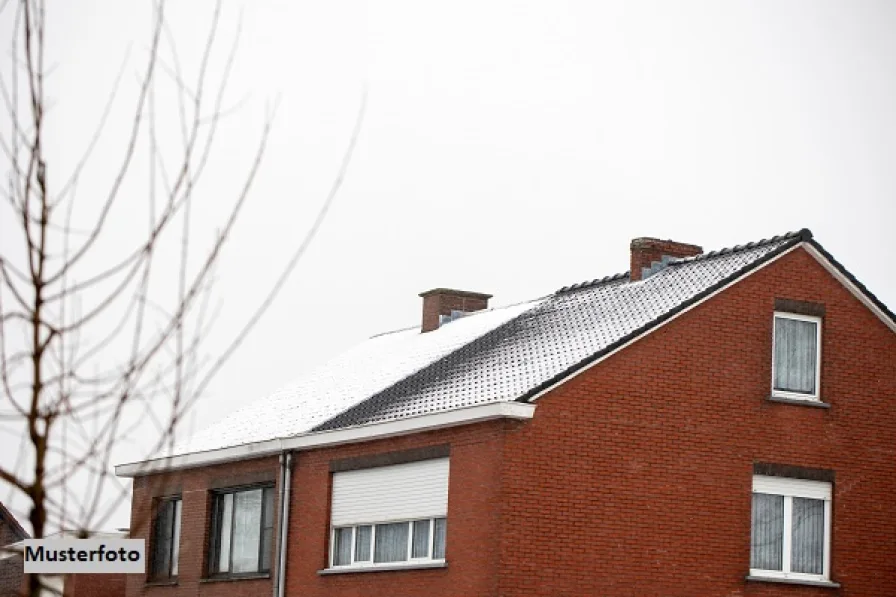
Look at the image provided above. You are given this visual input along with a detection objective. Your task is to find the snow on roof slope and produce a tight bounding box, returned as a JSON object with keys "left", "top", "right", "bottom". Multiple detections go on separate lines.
{"left": 174, "top": 299, "right": 543, "bottom": 455}
{"left": 316, "top": 234, "right": 798, "bottom": 429}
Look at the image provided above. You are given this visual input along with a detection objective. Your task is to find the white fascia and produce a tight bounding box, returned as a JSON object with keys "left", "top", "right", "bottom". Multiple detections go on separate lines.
{"left": 802, "top": 243, "right": 896, "bottom": 334}
{"left": 115, "top": 401, "right": 535, "bottom": 477}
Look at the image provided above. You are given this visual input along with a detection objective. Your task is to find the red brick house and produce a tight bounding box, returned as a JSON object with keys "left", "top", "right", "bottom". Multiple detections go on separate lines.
{"left": 0, "top": 501, "right": 29, "bottom": 597}
{"left": 2, "top": 530, "right": 128, "bottom": 597}
{"left": 116, "top": 229, "right": 896, "bottom": 596}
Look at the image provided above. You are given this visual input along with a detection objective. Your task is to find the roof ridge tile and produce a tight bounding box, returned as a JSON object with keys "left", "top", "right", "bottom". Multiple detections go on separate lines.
{"left": 557, "top": 230, "right": 809, "bottom": 294}
{"left": 557, "top": 272, "right": 629, "bottom": 294}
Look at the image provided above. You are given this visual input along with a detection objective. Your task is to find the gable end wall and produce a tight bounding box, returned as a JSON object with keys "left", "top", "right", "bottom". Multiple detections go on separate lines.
{"left": 498, "top": 247, "right": 896, "bottom": 596}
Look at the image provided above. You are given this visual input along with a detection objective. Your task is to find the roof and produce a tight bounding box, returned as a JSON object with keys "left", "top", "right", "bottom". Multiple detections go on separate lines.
{"left": 164, "top": 228, "right": 895, "bottom": 460}
{"left": 0, "top": 501, "right": 28, "bottom": 541}
{"left": 177, "top": 299, "right": 542, "bottom": 455}
{"left": 315, "top": 231, "right": 802, "bottom": 429}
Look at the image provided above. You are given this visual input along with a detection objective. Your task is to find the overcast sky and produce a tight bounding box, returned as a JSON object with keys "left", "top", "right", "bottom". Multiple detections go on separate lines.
{"left": 2, "top": 0, "right": 895, "bottom": 531}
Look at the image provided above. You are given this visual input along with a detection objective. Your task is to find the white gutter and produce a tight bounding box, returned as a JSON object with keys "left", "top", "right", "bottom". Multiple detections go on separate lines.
{"left": 115, "top": 401, "right": 536, "bottom": 477}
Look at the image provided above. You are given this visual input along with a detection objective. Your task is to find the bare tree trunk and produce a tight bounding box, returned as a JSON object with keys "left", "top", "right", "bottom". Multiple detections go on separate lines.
{"left": 0, "top": 1, "right": 366, "bottom": 595}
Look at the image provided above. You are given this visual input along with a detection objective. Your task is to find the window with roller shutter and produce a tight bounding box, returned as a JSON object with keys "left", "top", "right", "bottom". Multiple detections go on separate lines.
{"left": 328, "top": 458, "right": 449, "bottom": 569}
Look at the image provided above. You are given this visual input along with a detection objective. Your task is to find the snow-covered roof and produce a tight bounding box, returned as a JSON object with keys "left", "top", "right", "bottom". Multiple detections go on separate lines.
{"left": 316, "top": 232, "right": 798, "bottom": 429}
{"left": 170, "top": 229, "right": 896, "bottom": 458}
{"left": 176, "top": 299, "right": 542, "bottom": 455}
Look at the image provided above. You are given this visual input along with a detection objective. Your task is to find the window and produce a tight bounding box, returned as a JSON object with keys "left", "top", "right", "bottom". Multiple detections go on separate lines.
{"left": 208, "top": 486, "right": 275, "bottom": 577}
{"left": 772, "top": 312, "right": 822, "bottom": 400}
{"left": 329, "top": 458, "right": 449, "bottom": 570}
{"left": 332, "top": 518, "right": 446, "bottom": 567}
{"left": 751, "top": 475, "right": 832, "bottom": 583}
{"left": 150, "top": 497, "right": 181, "bottom": 581}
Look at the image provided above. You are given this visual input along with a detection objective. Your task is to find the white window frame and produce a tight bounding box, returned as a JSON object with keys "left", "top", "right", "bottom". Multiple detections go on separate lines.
{"left": 771, "top": 312, "right": 822, "bottom": 401}
{"left": 328, "top": 517, "right": 446, "bottom": 569}
{"left": 751, "top": 475, "right": 832, "bottom": 583}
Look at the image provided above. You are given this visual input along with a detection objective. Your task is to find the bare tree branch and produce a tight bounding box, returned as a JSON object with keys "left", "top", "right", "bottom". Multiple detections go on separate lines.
{"left": 1, "top": 3, "right": 365, "bottom": 595}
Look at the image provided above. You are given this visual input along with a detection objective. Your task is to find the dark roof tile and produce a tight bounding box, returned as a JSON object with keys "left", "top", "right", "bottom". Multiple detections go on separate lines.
{"left": 316, "top": 232, "right": 803, "bottom": 430}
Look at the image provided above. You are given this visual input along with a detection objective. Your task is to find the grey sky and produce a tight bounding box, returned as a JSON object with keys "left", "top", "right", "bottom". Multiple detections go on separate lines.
{"left": 2, "top": 0, "right": 895, "bottom": 531}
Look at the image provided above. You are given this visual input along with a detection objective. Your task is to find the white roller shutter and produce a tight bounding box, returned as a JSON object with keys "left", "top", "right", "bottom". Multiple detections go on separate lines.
{"left": 331, "top": 458, "right": 449, "bottom": 526}
{"left": 753, "top": 475, "right": 831, "bottom": 500}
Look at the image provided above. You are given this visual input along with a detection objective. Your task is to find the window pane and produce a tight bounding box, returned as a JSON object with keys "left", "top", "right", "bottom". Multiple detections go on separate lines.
{"left": 217, "top": 494, "right": 234, "bottom": 573}
{"left": 262, "top": 487, "right": 275, "bottom": 530}
{"left": 433, "top": 518, "right": 446, "bottom": 560}
{"left": 151, "top": 500, "right": 174, "bottom": 579}
{"left": 333, "top": 527, "right": 353, "bottom": 566}
{"left": 374, "top": 522, "right": 409, "bottom": 563}
{"left": 231, "top": 489, "right": 263, "bottom": 573}
{"left": 791, "top": 498, "right": 824, "bottom": 574}
{"left": 260, "top": 528, "right": 272, "bottom": 572}
{"left": 751, "top": 493, "right": 784, "bottom": 571}
{"left": 774, "top": 318, "right": 817, "bottom": 394}
{"left": 260, "top": 488, "right": 275, "bottom": 572}
{"left": 170, "top": 500, "right": 181, "bottom": 577}
{"left": 412, "top": 520, "right": 431, "bottom": 558}
{"left": 354, "top": 525, "right": 372, "bottom": 562}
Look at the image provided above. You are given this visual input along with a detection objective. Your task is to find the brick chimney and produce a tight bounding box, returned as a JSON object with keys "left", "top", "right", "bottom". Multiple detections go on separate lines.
{"left": 630, "top": 237, "right": 703, "bottom": 282}
{"left": 419, "top": 288, "right": 492, "bottom": 333}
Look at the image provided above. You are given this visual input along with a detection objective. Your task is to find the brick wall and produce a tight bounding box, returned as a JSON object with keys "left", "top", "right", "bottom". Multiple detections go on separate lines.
{"left": 124, "top": 245, "right": 895, "bottom": 597}
{"left": 125, "top": 422, "right": 509, "bottom": 597}
{"left": 0, "top": 514, "right": 25, "bottom": 597}
{"left": 0, "top": 522, "right": 23, "bottom": 548}
{"left": 126, "top": 456, "right": 279, "bottom": 597}
{"left": 498, "top": 247, "right": 896, "bottom": 596}
{"left": 285, "top": 421, "right": 507, "bottom": 597}
{"left": 0, "top": 555, "right": 23, "bottom": 597}
{"left": 65, "top": 573, "right": 126, "bottom": 597}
